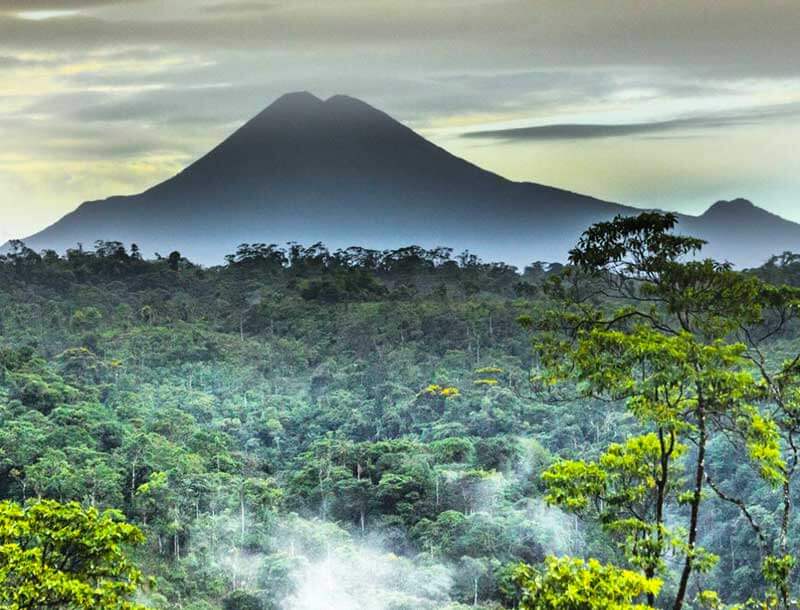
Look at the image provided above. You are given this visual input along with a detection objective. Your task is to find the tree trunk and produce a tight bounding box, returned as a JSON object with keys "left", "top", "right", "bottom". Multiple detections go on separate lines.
{"left": 130, "top": 458, "right": 137, "bottom": 503}
{"left": 778, "top": 477, "right": 792, "bottom": 608}
{"left": 780, "top": 478, "right": 790, "bottom": 557}
{"left": 240, "top": 492, "right": 246, "bottom": 547}
{"left": 673, "top": 408, "right": 706, "bottom": 610}
{"left": 648, "top": 428, "right": 671, "bottom": 607}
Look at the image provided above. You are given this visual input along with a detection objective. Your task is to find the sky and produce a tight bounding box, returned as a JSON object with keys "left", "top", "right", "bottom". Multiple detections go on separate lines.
{"left": 1, "top": 0, "right": 799, "bottom": 242}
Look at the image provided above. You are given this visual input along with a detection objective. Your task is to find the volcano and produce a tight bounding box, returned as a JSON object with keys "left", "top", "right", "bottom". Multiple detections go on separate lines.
{"left": 9, "top": 92, "right": 800, "bottom": 268}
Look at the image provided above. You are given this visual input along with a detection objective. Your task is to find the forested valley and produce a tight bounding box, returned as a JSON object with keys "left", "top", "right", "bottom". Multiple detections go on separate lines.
{"left": 2, "top": 215, "right": 800, "bottom": 609}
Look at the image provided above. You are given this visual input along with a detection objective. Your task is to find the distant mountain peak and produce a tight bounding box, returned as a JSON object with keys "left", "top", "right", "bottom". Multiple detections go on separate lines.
{"left": 272, "top": 90, "right": 324, "bottom": 106}
{"left": 253, "top": 92, "right": 392, "bottom": 124}
{"left": 246, "top": 90, "right": 325, "bottom": 125}
{"left": 257, "top": 92, "right": 379, "bottom": 117}
{"left": 235, "top": 91, "right": 395, "bottom": 141}
{"left": 324, "top": 94, "right": 372, "bottom": 108}
{"left": 325, "top": 93, "right": 358, "bottom": 104}
{"left": 705, "top": 198, "right": 755, "bottom": 212}
{"left": 702, "top": 198, "right": 778, "bottom": 220}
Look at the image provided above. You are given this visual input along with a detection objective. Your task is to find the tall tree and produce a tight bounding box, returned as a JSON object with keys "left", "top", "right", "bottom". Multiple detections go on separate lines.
{"left": 529, "top": 213, "right": 789, "bottom": 609}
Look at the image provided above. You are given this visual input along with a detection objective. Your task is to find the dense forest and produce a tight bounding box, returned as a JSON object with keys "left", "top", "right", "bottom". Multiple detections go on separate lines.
{"left": 1, "top": 217, "right": 800, "bottom": 609}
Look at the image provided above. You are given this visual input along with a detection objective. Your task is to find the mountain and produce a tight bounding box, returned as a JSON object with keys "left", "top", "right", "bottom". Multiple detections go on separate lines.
{"left": 679, "top": 199, "right": 800, "bottom": 266}
{"left": 7, "top": 92, "right": 799, "bottom": 268}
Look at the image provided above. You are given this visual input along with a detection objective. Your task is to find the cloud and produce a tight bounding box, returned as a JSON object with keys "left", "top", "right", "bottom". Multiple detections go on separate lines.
{"left": 0, "top": 0, "right": 137, "bottom": 9}
{"left": 0, "top": 55, "right": 26, "bottom": 66}
{"left": 200, "top": 1, "right": 276, "bottom": 15}
{"left": 462, "top": 119, "right": 717, "bottom": 141}
{"left": 0, "top": 54, "right": 59, "bottom": 68}
{"left": 462, "top": 103, "right": 800, "bottom": 141}
{"left": 0, "top": 1, "right": 797, "bottom": 80}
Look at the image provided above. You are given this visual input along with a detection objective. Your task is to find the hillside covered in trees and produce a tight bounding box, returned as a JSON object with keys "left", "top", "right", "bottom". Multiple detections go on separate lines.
{"left": 1, "top": 221, "right": 799, "bottom": 609}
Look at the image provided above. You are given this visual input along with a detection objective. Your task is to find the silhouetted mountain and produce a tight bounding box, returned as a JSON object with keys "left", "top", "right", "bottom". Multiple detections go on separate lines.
{"left": 7, "top": 93, "right": 799, "bottom": 268}
{"left": 679, "top": 198, "right": 800, "bottom": 266}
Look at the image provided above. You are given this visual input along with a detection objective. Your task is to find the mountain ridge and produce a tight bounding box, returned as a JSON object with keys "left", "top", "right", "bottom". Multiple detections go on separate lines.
{"left": 6, "top": 92, "right": 798, "bottom": 268}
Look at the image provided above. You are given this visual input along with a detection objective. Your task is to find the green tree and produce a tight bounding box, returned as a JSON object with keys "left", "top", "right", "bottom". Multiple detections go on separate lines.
{"left": 544, "top": 432, "right": 688, "bottom": 595}
{"left": 515, "top": 556, "right": 661, "bottom": 610}
{"left": 223, "top": 590, "right": 263, "bottom": 610}
{"left": 0, "top": 499, "right": 147, "bottom": 609}
{"left": 531, "top": 213, "right": 788, "bottom": 609}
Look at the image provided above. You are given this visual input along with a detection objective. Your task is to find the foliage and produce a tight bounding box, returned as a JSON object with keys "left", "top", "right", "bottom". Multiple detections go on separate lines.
{"left": 1, "top": 233, "right": 799, "bottom": 609}
{"left": 533, "top": 213, "right": 800, "bottom": 609}
{"left": 0, "top": 499, "right": 146, "bottom": 609}
{"left": 515, "top": 556, "right": 660, "bottom": 610}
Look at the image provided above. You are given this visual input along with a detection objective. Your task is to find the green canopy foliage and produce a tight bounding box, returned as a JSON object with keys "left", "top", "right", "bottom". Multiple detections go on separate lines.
{"left": 1, "top": 232, "right": 799, "bottom": 608}
{"left": 0, "top": 500, "right": 146, "bottom": 609}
